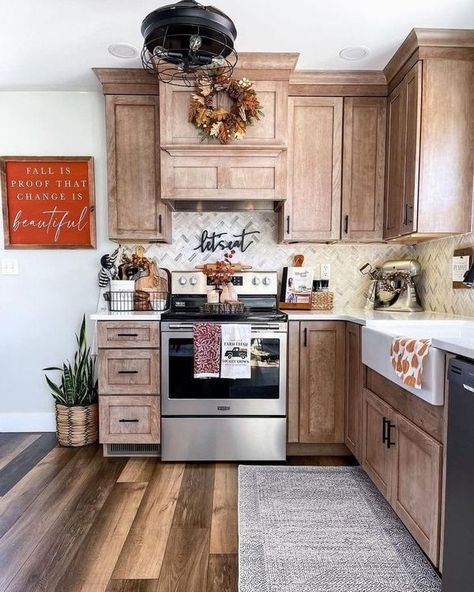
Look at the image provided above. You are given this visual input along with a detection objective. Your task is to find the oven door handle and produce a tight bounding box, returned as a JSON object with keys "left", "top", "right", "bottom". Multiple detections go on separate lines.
{"left": 166, "top": 323, "right": 285, "bottom": 332}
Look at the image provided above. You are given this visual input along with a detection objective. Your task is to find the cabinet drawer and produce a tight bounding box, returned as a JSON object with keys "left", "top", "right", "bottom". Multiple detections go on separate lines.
{"left": 97, "top": 322, "right": 160, "bottom": 349}
{"left": 98, "top": 349, "right": 159, "bottom": 395}
{"left": 99, "top": 395, "right": 160, "bottom": 443}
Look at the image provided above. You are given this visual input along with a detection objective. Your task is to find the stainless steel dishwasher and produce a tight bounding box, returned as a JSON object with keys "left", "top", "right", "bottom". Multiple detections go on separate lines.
{"left": 442, "top": 357, "right": 474, "bottom": 592}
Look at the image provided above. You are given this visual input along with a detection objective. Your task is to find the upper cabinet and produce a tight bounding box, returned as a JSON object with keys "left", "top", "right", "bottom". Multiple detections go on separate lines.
{"left": 384, "top": 31, "right": 474, "bottom": 241}
{"left": 342, "top": 97, "right": 386, "bottom": 242}
{"left": 105, "top": 95, "right": 171, "bottom": 243}
{"left": 281, "top": 95, "right": 386, "bottom": 243}
{"left": 281, "top": 97, "right": 343, "bottom": 242}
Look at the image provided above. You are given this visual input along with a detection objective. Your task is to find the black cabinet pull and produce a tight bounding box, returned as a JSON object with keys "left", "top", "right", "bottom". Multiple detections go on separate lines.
{"left": 404, "top": 203, "right": 414, "bottom": 225}
{"left": 286, "top": 215, "right": 290, "bottom": 235}
{"left": 158, "top": 214, "right": 162, "bottom": 234}
{"left": 383, "top": 417, "right": 396, "bottom": 448}
{"left": 303, "top": 327, "right": 308, "bottom": 347}
{"left": 117, "top": 333, "right": 138, "bottom": 337}
{"left": 118, "top": 418, "right": 139, "bottom": 423}
{"left": 382, "top": 417, "right": 388, "bottom": 444}
{"left": 118, "top": 370, "right": 139, "bottom": 374}
{"left": 344, "top": 214, "right": 349, "bottom": 234}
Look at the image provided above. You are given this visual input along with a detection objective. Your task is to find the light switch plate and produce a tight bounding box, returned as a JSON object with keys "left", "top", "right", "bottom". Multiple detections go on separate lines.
{"left": 320, "top": 263, "right": 331, "bottom": 280}
{"left": 1, "top": 258, "right": 19, "bottom": 275}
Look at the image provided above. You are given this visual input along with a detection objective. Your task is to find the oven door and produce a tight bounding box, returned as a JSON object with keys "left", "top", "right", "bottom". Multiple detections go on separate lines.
{"left": 161, "top": 323, "right": 287, "bottom": 416}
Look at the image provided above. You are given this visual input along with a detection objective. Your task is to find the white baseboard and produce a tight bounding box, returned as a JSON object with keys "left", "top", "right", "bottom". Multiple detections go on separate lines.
{"left": 0, "top": 412, "right": 56, "bottom": 432}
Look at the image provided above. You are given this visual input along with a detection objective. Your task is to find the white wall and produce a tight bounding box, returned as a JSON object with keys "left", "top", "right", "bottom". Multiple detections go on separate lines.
{"left": 0, "top": 92, "right": 113, "bottom": 430}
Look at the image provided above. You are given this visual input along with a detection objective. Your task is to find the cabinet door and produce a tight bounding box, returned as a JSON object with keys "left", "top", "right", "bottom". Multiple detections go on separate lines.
{"left": 299, "top": 321, "right": 345, "bottom": 443}
{"left": 391, "top": 413, "right": 442, "bottom": 565}
{"left": 106, "top": 95, "right": 171, "bottom": 242}
{"left": 345, "top": 323, "right": 363, "bottom": 461}
{"left": 384, "top": 82, "right": 407, "bottom": 239}
{"left": 283, "top": 97, "right": 342, "bottom": 242}
{"left": 342, "top": 98, "right": 386, "bottom": 242}
{"left": 401, "top": 62, "right": 422, "bottom": 235}
{"left": 361, "top": 389, "right": 393, "bottom": 499}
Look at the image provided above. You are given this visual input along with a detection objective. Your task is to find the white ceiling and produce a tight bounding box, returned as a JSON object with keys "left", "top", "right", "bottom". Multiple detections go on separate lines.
{"left": 1, "top": 0, "right": 473, "bottom": 91}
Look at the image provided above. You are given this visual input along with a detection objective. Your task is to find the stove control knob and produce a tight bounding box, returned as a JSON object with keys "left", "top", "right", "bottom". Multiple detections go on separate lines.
{"left": 189, "top": 277, "right": 198, "bottom": 286}
{"left": 262, "top": 277, "right": 271, "bottom": 286}
{"left": 179, "top": 276, "right": 187, "bottom": 286}
{"left": 252, "top": 276, "right": 261, "bottom": 286}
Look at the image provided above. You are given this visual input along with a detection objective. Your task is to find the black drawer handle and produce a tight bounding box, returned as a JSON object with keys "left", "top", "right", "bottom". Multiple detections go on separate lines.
{"left": 117, "top": 370, "right": 139, "bottom": 374}
{"left": 118, "top": 418, "right": 139, "bottom": 423}
{"left": 117, "top": 333, "right": 138, "bottom": 337}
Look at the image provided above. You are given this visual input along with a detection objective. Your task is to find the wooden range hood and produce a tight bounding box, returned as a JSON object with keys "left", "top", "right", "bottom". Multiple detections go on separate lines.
{"left": 158, "top": 52, "right": 299, "bottom": 210}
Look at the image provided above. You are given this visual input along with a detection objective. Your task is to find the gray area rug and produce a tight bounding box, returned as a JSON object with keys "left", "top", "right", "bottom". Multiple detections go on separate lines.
{"left": 239, "top": 466, "right": 441, "bottom": 592}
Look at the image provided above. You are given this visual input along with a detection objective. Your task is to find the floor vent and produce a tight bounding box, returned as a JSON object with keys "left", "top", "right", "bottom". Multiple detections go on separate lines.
{"left": 104, "top": 443, "right": 161, "bottom": 457}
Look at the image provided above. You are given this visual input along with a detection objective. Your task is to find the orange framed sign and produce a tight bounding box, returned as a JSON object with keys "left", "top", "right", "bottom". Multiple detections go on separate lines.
{"left": 0, "top": 156, "right": 96, "bottom": 249}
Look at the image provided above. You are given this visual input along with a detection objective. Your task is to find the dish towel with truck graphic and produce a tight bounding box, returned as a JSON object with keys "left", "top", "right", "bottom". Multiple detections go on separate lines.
{"left": 390, "top": 337, "right": 432, "bottom": 389}
{"left": 193, "top": 322, "right": 221, "bottom": 378}
{"left": 221, "top": 324, "right": 251, "bottom": 379}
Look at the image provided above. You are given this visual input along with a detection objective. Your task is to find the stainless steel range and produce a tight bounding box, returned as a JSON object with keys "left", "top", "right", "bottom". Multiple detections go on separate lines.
{"left": 161, "top": 271, "right": 287, "bottom": 461}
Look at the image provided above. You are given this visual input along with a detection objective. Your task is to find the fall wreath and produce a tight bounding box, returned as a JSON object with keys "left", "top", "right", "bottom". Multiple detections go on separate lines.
{"left": 189, "top": 75, "right": 263, "bottom": 144}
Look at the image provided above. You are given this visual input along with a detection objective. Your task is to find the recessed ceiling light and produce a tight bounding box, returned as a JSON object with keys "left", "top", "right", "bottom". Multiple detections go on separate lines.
{"left": 108, "top": 43, "right": 139, "bottom": 59}
{"left": 339, "top": 46, "right": 370, "bottom": 61}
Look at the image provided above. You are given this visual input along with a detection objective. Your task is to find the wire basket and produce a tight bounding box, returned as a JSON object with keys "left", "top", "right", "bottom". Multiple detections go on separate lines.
{"left": 105, "top": 290, "right": 169, "bottom": 312}
{"left": 311, "top": 291, "right": 334, "bottom": 311}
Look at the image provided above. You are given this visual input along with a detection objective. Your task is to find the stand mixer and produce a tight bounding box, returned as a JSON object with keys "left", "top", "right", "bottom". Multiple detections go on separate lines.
{"left": 360, "top": 259, "right": 424, "bottom": 312}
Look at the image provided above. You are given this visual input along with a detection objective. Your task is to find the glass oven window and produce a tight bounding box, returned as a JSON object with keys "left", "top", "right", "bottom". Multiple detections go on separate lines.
{"left": 168, "top": 337, "right": 280, "bottom": 399}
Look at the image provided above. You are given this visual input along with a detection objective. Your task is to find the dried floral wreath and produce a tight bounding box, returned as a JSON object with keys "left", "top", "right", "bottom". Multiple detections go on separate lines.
{"left": 189, "top": 75, "right": 263, "bottom": 144}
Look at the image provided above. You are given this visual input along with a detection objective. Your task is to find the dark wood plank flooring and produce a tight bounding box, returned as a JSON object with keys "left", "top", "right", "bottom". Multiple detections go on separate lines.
{"left": 0, "top": 433, "right": 355, "bottom": 591}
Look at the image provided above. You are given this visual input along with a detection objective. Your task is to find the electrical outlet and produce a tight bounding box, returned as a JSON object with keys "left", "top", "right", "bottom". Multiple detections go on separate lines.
{"left": 1, "top": 258, "right": 19, "bottom": 275}
{"left": 320, "top": 263, "right": 331, "bottom": 280}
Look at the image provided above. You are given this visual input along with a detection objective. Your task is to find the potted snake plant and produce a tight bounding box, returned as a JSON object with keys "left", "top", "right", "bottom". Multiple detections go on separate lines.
{"left": 43, "top": 315, "right": 98, "bottom": 446}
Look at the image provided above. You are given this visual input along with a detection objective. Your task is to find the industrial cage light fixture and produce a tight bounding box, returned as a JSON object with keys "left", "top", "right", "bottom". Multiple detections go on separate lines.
{"left": 141, "top": 0, "right": 238, "bottom": 86}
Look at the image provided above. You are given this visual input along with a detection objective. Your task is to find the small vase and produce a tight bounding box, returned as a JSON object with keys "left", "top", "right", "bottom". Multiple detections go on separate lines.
{"left": 207, "top": 289, "right": 220, "bottom": 304}
{"left": 220, "top": 283, "right": 236, "bottom": 303}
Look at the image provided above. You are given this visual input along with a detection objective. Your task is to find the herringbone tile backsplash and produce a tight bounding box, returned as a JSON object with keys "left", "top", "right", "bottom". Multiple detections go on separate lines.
{"left": 140, "top": 212, "right": 413, "bottom": 309}
{"left": 415, "top": 231, "right": 474, "bottom": 316}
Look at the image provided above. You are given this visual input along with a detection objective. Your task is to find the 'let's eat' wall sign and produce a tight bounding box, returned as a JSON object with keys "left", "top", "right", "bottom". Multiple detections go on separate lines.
{"left": 0, "top": 156, "right": 96, "bottom": 248}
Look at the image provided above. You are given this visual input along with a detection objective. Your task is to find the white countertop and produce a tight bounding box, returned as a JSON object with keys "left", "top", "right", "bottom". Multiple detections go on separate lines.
{"left": 90, "top": 310, "right": 164, "bottom": 320}
{"left": 90, "top": 307, "right": 474, "bottom": 359}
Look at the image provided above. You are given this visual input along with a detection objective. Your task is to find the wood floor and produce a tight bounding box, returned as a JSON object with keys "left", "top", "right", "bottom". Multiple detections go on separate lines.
{"left": 0, "top": 433, "right": 355, "bottom": 592}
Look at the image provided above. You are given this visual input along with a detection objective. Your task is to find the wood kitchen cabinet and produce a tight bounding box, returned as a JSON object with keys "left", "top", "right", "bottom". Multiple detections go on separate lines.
{"left": 281, "top": 97, "right": 343, "bottom": 242}
{"left": 384, "top": 59, "right": 473, "bottom": 241}
{"left": 361, "top": 386, "right": 443, "bottom": 565}
{"left": 344, "top": 322, "right": 363, "bottom": 462}
{"left": 341, "top": 98, "right": 386, "bottom": 242}
{"left": 288, "top": 321, "right": 345, "bottom": 444}
{"left": 97, "top": 321, "right": 161, "bottom": 454}
{"left": 105, "top": 94, "right": 171, "bottom": 243}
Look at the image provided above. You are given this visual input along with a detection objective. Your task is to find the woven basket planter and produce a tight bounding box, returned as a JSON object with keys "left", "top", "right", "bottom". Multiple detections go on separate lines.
{"left": 55, "top": 403, "right": 98, "bottom": 447}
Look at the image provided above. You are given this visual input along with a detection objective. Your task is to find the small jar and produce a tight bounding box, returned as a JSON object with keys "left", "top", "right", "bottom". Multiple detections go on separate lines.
{"left": 207, "top": 288, "right": 220, "bottom": 304}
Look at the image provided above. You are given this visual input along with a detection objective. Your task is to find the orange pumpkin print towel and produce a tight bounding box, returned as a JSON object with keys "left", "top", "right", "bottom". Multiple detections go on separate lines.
{"left": 390, "top": 337, "right": 432, "bottom": 389}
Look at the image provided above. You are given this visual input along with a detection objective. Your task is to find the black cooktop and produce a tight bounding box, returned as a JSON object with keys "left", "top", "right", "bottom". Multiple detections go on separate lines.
{"left": 161, "top": 310, "right": 288, "bottom": 323}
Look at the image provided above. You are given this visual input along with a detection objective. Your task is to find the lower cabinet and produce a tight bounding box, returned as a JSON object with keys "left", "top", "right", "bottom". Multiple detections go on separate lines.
{"left": 362, "top": 387, "right": 442, "bottom": 565}
{"left": 344, "top": 322, "right": 363, "bottom": 462}
{"left": 288, "top": 321, "right": 345, "bottom": 444}
{"left": 97, "top": 321, "right": 161, "bottom": 451}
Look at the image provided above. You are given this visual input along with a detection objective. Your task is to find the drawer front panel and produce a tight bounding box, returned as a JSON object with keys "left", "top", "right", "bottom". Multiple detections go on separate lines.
{"left": 97, "top": 322, "right": 160, "bottom": 349}
{"left": 99, "top": 350, "right": 159, "bottom": 395}
{"left": 99, "top": 395, "right": 160, "bottom": 443}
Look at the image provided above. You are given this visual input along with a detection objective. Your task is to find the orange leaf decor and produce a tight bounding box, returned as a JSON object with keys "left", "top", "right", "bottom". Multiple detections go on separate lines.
{"left": 189, "top": 74, "right": 264, "bottom": 144}
{"left": 390, "top": 336, "right": 432, "bottom": 390}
